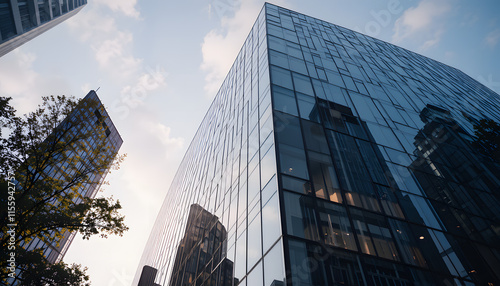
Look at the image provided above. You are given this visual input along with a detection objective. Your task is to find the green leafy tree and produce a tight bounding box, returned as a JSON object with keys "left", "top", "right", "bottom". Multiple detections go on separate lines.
{"left": 0, "top": 95, "right": 127, "bottom": 285}
{"left": 12, "top": 248, "right": 91, "bottom": 286}
{"left": 473, "top": 118, "right": 500, "bottom": 162}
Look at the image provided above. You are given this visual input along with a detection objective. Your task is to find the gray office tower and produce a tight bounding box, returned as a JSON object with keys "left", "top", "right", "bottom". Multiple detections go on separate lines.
{"left": 134, "top": 3, "right": 500, "bottom": 286}
{"left": 0, "top": 0, "right": 87, "bottom": 57}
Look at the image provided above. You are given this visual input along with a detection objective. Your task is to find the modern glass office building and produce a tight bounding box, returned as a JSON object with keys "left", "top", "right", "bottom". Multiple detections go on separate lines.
{"left": 6, "top": 90, "right": 122, "bottom": 285}
{"left": 32, "top": 90, "right": 123, "bottom": 263}
{"left": 0, "top": 0, "right": 87, "bottom": 57}
{"left": 134, "top": 3, "right": 500, "bottom": 285}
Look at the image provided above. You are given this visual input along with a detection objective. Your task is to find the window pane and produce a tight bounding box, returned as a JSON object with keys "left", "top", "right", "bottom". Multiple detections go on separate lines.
{"left": 264, "top": 240, "right": 286, "bottom": 286}
{"left": 274, "top": 112, "right": 303, "bottom": 149}
{"left": 279, "top": 144, "right": 309, "bottom": 180}
{"left": 350, "top": 209, "right": 400, "bottom": 261}
{"left": 247, "top": 212, "right": 262, "bottom": 269}
{"left": 301, "top": 120, "right": 330, "bottom": 154}
{"left": 247, "top": 261, "right": 263, "bottom": 286}
{"left": 262, "top": 192, "right": 281, "bottom": 252}
{"left": 290, "top": 57, "right": 308, "bottom": 75}
{"left": 260, "top": 146, "right": 277, "bottom": 190}
{"left": 284, "top": 191, "right": 319, "bottom": 241}
{"left": 293, "top": 73, "right": 314, "bottom": 96}
{"left": 288, "top": 240, "right": 313, "bottom": 286}
{"left": 281, "top": 175, "right": 311, "bottom": 195}
{"left": 271, "top": 65, "right": 293, "bottom": 89}
{"left": 316, "top": 200, "right": 357, "bottom": 251}
{"left": 272, "top": 85, "right": 298, "bottom": 116}
{"left": 269, "top": 50, "right": 289, "bottom": 69}
{"left": 307, "top": 150, "right": 341, "bottom": 203}
{"left": 297, "top": 93, "right": 320, "bottom": 123}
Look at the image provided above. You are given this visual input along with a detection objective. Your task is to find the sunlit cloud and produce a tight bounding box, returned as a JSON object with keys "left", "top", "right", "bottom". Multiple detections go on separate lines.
{"left": 0, "top": 49, "right": 72, "bottom": 115}
{"left": 67, "top": 9, "right": 142, "bottom": 81}
{"left": 392, "top": 0, "right": 451, "bottom": 50}
{"left": 201, "top": 0, "right": 289, "bottom": 97}
{"left": 152, "top": 123, "right": 185, "bottom": 157}
{"left": 92, "top": 31, "right": 143, "bottom": 78}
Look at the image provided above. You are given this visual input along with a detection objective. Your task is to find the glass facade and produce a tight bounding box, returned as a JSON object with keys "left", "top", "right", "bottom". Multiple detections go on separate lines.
{"left": 134, "top": 3, "right": 500, "bottom": 286}
{"left": 37, "top": 90, "right": 123, "bottom": 263}
{"left": 0, "top": 0, "right": 87, "bottom": 57}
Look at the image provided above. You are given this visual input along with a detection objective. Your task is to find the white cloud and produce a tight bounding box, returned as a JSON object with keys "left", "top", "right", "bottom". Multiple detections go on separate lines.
{"left": 201, "top": 0, "right": 289, "bottom": 97}
{"left": 93, "top": 0, "right": 140, "bottom": 19}
{"left": 153, "top": 123, "right": 185, "bottom": 157}
{"left": 68, "top": 6, "right": 170, "bottom": 122}
{"left": 485, "top": 29, "right": 500, "bottom": 48}
{"left": 92, "top": 31, "right": 142, "bottom": 77}
{"left": 393, "top": 0, "right": 451, "bottom": 49}
{"left": 0, "top": 49, "right": 72, "bottom": 115}
{"left": 0, "top": 50, "right": 37, "bottom": 95}
{"left": 120, "top": 67, "right": 167, "bottom": 103}
{"left": 67, "top": 9, "right": 116, "bottom": 42}
{"left": 67, "top": 8, "right": 142, "bottom": 80}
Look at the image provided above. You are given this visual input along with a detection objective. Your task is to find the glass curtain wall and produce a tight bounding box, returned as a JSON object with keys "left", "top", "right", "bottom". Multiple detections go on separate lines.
{"left": 134, "top": 6, "right": 285, "bottom": 286}
{"left": 266, "top": 3, "right": 500, "bottom": 286}
{"left": 134, "top": 3, "right": 500, "bottom": 286}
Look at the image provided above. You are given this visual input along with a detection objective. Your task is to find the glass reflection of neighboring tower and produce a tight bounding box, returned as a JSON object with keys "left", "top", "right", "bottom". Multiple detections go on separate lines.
{"left": 169, "top": 204, "right": 236, "bottom": 286}
{"left": 409, "top": 104, "right": 500, "bottom": 282}
{"left": 282, "top": 98, "right": 500, "bottom": 285}
{"left": 137, "top": 204, "right": 236, "bottom": 286}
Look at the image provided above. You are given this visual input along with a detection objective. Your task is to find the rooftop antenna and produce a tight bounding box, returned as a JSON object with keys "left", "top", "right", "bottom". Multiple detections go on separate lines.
{"left": 95, "top": 87, "right": 101, "bottom": 92}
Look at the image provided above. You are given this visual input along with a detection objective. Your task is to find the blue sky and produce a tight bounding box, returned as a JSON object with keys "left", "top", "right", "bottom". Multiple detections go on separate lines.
{"left": 0, "top": 0, "right": 499, "bottom": 285}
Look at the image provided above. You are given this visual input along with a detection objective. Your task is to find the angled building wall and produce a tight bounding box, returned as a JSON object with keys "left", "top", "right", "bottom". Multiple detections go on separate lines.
{"left": 134, "top": 3, "right": 500, "bottom": 286}
{"left": 0, "top": 0, "right": 87, "bottom": 57}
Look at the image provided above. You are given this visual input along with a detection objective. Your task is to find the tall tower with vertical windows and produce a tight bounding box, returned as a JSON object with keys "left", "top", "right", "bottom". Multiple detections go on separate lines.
{"left": 27, "top": 90, "right": 123, "bottom": 263}
{"left": 5, "top": 90, "right": 122, "bottom": 285}
{"left": 134, "top": 3, "right": 500, "bottom": 285}
{"left": 0, "top": 0, "right": 87, "bottom": 57}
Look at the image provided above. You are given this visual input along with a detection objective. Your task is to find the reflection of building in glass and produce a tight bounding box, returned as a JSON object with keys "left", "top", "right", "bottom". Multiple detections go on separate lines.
{"left": 134, "top": 3, "right": 500, "bottom": 286}
{"left": 169, "top": 204, "right": 236, "bottom": 286}
{"left": 0, "top": 0, "right": 87, "bottom": 57}
{"left": 138, "top": 265, "right": 161, "bottom": 286}
{"left": 138, "top": 204, "right": 236, "bottom": 286}
{"left": 411, "top": 105, "right": 500, "bottom": 228}
{"left": 408, "top": 105, "right": 500, "bottom": 282}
